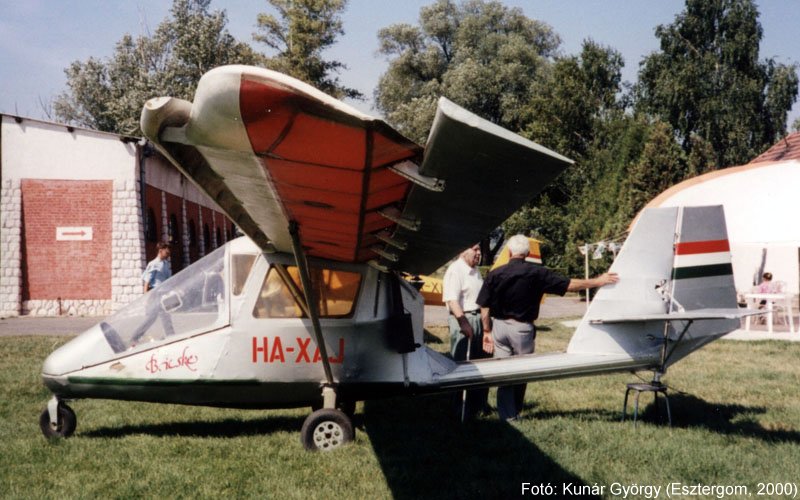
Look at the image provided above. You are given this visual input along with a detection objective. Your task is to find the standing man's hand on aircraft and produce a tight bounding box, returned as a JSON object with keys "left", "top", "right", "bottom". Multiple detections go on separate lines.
{"left": 597, "top": 272, "right": 619, "bottom": 286}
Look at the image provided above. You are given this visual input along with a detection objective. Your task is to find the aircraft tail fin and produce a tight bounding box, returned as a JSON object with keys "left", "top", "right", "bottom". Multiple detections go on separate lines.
{"left": 567, "top": 205, "right": 742, "bottom": 368}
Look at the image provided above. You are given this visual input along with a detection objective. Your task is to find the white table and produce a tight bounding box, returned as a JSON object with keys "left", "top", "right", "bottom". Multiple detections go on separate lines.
{"left": 743, "top": 292, "right": 795, "bottom": 333}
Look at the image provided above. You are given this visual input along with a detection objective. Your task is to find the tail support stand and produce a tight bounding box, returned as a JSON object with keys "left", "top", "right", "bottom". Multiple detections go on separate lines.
{"left": 621, "top": 374, "right": 672, "bottom": 428}
{"left": 622, "top": 317, "right": 689, "bottom": 428}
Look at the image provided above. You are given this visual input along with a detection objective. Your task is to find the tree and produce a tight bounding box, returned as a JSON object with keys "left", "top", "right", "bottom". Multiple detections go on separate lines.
{"left": 375, "top": 0, "right": 560, "bottom": 143}
{"left": 54, "top": 0, "right": 261, "bottom": 134}
{"left": 627, "top": 120, "right": 689, "bottom": 211}
{"left": 502, "top": 41, "right": 627, "bottom": 272}
{"left": 526, "top": 40, "right": 624, "bottom": 157}
{"left": 636, "top": 0, "right": 798, "bottom": 167}
{"left": 254, "top": 0, "right": 362, "bottom": 99}
{"left": 523, "top": 40, "right": 625, "bottom": 205}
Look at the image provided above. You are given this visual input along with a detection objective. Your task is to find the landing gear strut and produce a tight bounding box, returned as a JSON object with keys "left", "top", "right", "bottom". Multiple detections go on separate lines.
{"left": 289, "top": 222, "right": 355, "bottom": 451}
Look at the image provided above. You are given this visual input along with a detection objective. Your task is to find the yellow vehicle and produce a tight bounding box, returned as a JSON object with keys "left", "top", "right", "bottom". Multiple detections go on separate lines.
{"left": 490, "top": 237, "right": 542, "bottom": 270}
{"left": 408, "top": 275, "right": 444, "bottom": 305}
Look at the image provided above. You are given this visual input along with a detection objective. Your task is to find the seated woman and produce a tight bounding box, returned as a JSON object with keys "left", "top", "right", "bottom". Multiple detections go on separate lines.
{"left": 756, "top": 272, "right": 775, "bottom": 294}
{"left": 754, "top": 272, "right": 777, "bottom": 319}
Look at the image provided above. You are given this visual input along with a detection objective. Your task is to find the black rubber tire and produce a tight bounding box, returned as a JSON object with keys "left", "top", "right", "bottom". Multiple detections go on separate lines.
{"left": 300, "top": 408, "right": 354, "bottom": 451}
{"left": 39, "top": 403, "right": 77, "bottom": 438}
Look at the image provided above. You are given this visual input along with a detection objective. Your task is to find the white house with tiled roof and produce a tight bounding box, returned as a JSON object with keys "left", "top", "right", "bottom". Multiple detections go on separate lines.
{"left": 643, "top": 132, "right": 800, "bottom": 295}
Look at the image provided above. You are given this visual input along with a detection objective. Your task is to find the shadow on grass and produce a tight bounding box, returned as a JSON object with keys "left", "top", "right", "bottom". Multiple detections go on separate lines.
{"left": 82, "top": 415, "right": 304, "bottom": 439}
{"left": 423, "top": 328, "right": 445, "bottom": 344}
{"left": 662, "top": 393, "right": 800, "bottom": 442}
{"left": 533, "top": 392, "right": 800, "bottom": 443}
{"left": 363, "top": 394, "right": 598, "bottom": 500}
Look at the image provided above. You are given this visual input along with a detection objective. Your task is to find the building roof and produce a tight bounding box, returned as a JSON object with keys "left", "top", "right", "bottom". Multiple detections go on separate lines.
{"left": 750, "top": 131, "right": 800, "bottom": 164}
{"left": 645, "top": 132, "right": 800, "bottom": 210}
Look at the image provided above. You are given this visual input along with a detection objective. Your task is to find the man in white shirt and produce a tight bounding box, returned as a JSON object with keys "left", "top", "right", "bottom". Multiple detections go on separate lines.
{"left": 442, "top": 243, "right": 489, "bottom": 418}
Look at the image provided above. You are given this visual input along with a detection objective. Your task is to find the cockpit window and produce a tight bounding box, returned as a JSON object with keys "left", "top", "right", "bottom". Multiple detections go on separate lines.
{"left": 100, "top": 246, "right": 228, "bottom": 353}
{"left": 253, "top": 267, "right": 304, "bottom": 318}
{"left": 252, "top": 265, "right": 361, "bottom": 319}
{"left": 231, "top": 254, "right": 257, "bottom": 296}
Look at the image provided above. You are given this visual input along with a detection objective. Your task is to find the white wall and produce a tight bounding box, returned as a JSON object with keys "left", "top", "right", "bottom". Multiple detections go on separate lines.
{"left": 656, "top": 160, "right": 800, "bottom": 245}
{"left": 731, "top": 243, "right": 799, "bottom": 295}
{"left": 2, "top": 116, "right": 137, "bottom": 181}
{"left": 652, "top": 159, "right": 800, "bottom": 294}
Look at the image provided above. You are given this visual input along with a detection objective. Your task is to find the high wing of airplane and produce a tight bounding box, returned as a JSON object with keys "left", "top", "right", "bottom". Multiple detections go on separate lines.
{"left": 39, "top": 66, "right": 759, "bottom": 451}
{"left": 140, "top": 65, "right": 570, "bottom": 275}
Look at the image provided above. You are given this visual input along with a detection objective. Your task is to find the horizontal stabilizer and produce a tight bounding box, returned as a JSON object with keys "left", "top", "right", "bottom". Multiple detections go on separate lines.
{"left": 590, "top": 308, "right": 761, "bottom": 324}
{"left": 431, "top": 351, "right": 653, "bottom": 391}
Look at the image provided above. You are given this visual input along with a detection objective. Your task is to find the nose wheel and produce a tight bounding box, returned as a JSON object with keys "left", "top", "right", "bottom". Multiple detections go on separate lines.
{"left": 39, "top": 400, "right": 77, "bottom": 438}
{"left": 301, "top": 408, "right": 354, "bottom": 451}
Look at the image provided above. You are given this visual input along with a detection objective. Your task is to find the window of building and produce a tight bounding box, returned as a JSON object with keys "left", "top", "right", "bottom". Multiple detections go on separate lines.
{"left": 203, "top": 223, "right": 211, "bottom": 250}
{"left": 146, "top": 208, "right": 158, "bottom": 243}
{"left": 253, "top": 266, "right": 361, "bottom": 319}
{"left": 168, "top": 214, "right": 180, "bottom": 246}
{"left": 215, "top": 227, "right": 221, "bottom": 248}
{"left": 188, "top": 220, "right": 197, "bottom": 247}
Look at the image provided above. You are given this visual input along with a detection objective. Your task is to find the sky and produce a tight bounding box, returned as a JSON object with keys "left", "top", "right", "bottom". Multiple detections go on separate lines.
{"left": 0, "top": 0, "right": 798, "bottom": 127}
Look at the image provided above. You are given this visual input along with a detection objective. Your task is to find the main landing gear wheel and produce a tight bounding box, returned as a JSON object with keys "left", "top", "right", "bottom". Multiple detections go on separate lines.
{"left": 39, "top": 403, "right": 77, "bottom": 438}
{"left": 301, "top": 408, "right": 354, "bottom": 451}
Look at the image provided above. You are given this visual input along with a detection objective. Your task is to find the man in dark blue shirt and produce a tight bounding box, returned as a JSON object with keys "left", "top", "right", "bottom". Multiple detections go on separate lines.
{"left": 476, "top": 234, "right": 618, "bottom": 421}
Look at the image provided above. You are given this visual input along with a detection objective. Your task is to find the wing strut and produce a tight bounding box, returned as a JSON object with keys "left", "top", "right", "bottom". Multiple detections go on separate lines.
{"left": 288, "top": 221, "right": 337, "bottom": 407}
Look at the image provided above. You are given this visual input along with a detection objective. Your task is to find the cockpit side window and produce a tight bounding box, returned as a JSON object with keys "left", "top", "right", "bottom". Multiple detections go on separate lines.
{"left": 253, "top": 266, "right": 304, "bottom": 318}
{"left": 231, "top": 254, "right": 257, "bottom": 296}
{"left": 252, "top": 265, "right": 361, "bottom": 319}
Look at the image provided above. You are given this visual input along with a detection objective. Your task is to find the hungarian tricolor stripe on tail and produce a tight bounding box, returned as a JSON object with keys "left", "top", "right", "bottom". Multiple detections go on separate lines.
{"left": 673, "top": 239, "right": 733, "bottom": 279}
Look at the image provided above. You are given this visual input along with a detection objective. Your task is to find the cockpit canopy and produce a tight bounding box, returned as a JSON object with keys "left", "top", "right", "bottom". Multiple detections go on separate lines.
{"left": 101, "top": 245, "right": 233, "bottom": 352}
{"left": 99, "top": 238, "right": 365, "bottom": 354}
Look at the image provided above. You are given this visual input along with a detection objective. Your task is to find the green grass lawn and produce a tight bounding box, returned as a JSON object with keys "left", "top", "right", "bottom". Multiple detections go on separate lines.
{"left": 2, "top": 321, "right": 799, "bottom": 499}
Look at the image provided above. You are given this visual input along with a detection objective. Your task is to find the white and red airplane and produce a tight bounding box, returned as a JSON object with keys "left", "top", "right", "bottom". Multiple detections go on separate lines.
{"left": 40, "top": 66, "right": 756, "bottom": 450}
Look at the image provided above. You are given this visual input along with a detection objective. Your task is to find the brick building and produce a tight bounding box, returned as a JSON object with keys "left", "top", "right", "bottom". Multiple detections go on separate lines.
{"left": 0, "top": 114, "right": 232, "bottom": 317}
